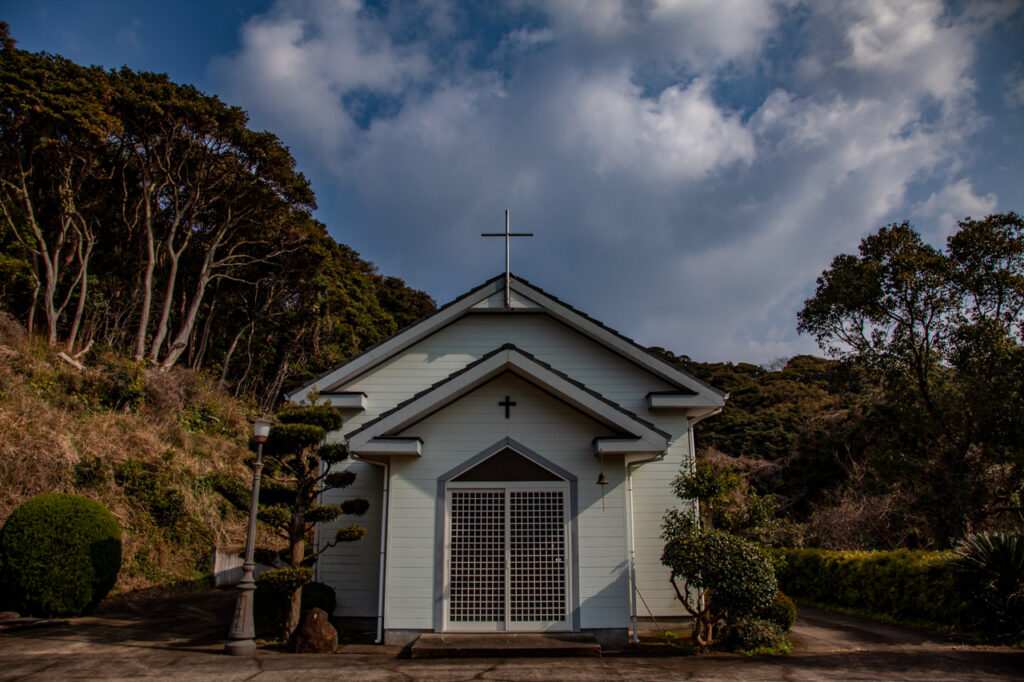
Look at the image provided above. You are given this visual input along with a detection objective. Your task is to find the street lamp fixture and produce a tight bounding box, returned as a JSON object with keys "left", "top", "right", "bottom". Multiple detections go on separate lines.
{"left": 225, "top": 418, "right": 274, "bottom": 655}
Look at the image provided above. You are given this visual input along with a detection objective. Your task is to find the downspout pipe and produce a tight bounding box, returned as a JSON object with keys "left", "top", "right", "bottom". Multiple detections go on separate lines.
{"left": 352, "top": 452, "right": 390, "bottom": 645}
{"left": 626, "top": 459, "right": 642, "bottom": 644}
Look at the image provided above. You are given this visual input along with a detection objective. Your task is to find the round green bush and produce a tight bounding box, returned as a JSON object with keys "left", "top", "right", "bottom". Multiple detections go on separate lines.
{"left": 662, "top": 527, "right": 778, "bottom": 620}
{"left": 254, "top": 566, "right": 313, "bottom": 635}
{"left": 731, "top": 617, "right": 784, "bottom": 651}
{"left": 301, "top": 581, "right": 337, "bottom": 615}
{"left": 276, "top": 406, "right": 343, "bottom": 432}
{"left": 0, "top": 493, "right": 121, "bottom": 616}
{"left": 759, "top": 591, "right": 797, "bottom": 633}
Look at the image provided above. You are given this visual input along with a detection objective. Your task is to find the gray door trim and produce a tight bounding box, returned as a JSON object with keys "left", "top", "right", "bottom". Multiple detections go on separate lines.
{"left": 433, "top": 437, "right": 580, "bottom": 632}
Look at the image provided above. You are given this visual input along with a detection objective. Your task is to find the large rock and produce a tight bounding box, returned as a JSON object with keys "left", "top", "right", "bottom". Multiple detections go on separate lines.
{"left": 289, "top": 608, "right": 338, "bottom": 653}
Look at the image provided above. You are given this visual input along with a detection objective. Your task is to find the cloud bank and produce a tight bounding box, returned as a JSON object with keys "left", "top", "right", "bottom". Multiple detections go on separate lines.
{"left": 209, "top": 0, "right": 1020, "bottom": 363}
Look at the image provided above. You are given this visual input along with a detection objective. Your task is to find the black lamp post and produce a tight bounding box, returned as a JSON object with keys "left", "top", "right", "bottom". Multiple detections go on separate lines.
{"left": 225, "top": 418, "right": 273, "bottom": 656}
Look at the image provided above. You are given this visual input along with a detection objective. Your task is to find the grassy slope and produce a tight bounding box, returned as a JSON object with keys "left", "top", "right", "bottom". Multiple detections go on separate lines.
{"left": 0, "top": 322, "right": 258, "bottom": 594}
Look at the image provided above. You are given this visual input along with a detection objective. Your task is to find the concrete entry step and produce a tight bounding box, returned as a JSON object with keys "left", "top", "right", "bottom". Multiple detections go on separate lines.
{"left": 410, "top": 632, "right": 602, "bottom": 658}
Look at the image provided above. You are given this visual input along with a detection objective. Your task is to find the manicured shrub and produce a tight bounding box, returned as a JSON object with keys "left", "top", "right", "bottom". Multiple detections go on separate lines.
{"left": 759, "top": 591, "right": 796, "bottom": 633}
{"left": 301, "top": 581, "right": 337, "bottom": 615}
{"left": 262, "top": 423, "right": 325, "bottom": 458}
{"left": 0, "top": 493, "right": 121, "bottom": 616}
{"left": 775, "top": 547, "right": 971, "bottom": 629}
{"left": 254, "top": 566, "right": 313, "bottom": 636}
{"left": 731, "top": 617, "right": 784, "bottom": 651}
{"left": 662, "top": 527, "right": 777, "bottom": 646}
{"left": 276, "top": 405, "right": 343, "bottom": 432}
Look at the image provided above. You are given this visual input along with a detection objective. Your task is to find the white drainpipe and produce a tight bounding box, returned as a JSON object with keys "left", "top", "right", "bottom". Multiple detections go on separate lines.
{"left": 626, "top": 459, "right": 642, "bottom": 644}
{"left": 352, "top": 453, "right": 390, "bottom": 645}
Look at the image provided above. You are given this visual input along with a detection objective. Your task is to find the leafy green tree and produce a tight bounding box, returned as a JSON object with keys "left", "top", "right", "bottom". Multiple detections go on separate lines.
{"left": 0, "top": 27, "right": 117, "bottom": 349}
{"left": 216, "top": 405, "right": 368, "bottom": 637}
{"left": 662, "top": 457, "right": 780, "bottom": 648}
{"left": 797, "top": 214, "right": 1024, "bottom": 544}
{"left": 0, "top": 25, "right": 436, "bottom": 408}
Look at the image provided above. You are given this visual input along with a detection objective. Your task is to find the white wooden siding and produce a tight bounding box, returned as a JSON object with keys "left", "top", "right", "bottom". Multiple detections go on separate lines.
{"left": 315, "top": 311, "right": 700, "bottom": 623}
{"left": 630, "top": 414, "right": 694, "bottom": 617}
{"left": 338, "top": 313, "right": 677, "bottom": 436}
{"left": 383, "top": 373, "right": 631, "bottom": 631}
{"left": 315, "top": 459, "right": 383, "bottom": 618}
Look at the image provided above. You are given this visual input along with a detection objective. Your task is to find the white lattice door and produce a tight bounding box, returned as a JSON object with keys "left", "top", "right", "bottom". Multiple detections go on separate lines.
{"left": 446, "top": 483, "right": 570, "bottom": 631}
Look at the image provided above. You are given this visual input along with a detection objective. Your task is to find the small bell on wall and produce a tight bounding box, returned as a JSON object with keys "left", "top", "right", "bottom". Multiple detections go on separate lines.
{"left": 597, "top": 452, "right": 609, "bottom": 510}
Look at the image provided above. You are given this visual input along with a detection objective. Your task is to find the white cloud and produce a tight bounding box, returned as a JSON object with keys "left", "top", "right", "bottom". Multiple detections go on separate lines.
{"left": 209, "top": 0, "right": 430, "bottom": 153}
{"left": 1004, "top": 64, "right": 1024, "bottom": 109}
{"left": 208, "top": 0, "right": 1017, "bottom": 364}
{"left": 841, "top": 0, "right": 973, "bottom": 101}
{"left": 563, "top": 75, "right": 755, "bottom": 183}
{"left": 914, "top": 179, "right": 999, "bottom": 238}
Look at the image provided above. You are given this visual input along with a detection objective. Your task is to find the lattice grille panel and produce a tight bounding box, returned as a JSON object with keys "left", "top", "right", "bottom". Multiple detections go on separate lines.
{"left": 509, "top": 490, "right": 566, "bottom": 622}
{"left": 448, "top": 490, "right": 506, "bottom": 622}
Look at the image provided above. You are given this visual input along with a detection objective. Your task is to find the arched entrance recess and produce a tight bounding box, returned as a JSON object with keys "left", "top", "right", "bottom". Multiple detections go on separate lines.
{"left": 434, "top": 438, "right": 579, "bottom": 632}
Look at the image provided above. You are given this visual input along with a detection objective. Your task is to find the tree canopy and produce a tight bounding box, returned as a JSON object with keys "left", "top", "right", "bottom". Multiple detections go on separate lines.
{"left": 0, "top": 26, "right": 434, "bottom": 408}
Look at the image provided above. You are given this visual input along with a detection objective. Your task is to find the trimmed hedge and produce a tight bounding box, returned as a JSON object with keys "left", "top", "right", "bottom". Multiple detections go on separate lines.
{"left": 774, "top": 548, "right": 971, "bottom": 627}
{"left": 0, "top": 493, "right": 122, "bottom": 616}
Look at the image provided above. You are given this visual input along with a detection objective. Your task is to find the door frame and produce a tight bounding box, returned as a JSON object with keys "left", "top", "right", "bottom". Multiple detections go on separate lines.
{"left": 433, "top": 438, "right": 580, "bottom": 633}
{"left": 443, "top": 481, "right": 571, "bottom": 632}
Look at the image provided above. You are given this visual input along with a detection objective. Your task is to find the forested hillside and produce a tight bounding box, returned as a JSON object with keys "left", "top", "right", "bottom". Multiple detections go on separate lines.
{"left": 656, "top": 213, "right": 1024, "bottom": 551}
{"left": 0, "top": 26, "right": 434, "bottom": 410}
{"left": 1, "top": 26, "right": 1020, "bottom": 560}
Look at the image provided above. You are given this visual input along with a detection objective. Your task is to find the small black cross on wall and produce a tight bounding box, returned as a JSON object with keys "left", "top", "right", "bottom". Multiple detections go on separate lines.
{"left": 498, "top": 395, "right": 516, "bottom": 419}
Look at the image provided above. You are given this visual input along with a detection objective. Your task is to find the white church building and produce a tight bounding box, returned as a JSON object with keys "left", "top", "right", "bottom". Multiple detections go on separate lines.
{"left": 285, "top": 273, "right": 726, "bottom": 645}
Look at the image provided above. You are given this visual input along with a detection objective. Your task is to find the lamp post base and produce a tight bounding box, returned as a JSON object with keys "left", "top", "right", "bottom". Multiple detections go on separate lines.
{"left": 224, "top": 638, "right": 258, "bottom": 656}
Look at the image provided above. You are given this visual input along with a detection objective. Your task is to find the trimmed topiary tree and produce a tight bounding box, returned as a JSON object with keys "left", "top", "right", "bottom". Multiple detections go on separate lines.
{"left": 0, "top": 493, "right": 121, "bottom": 616}
{"left": 215, "top": 404, "right": 368, "bottom": 639}
{"left": 661, "top": 525, "right": 778, "bottom": 647}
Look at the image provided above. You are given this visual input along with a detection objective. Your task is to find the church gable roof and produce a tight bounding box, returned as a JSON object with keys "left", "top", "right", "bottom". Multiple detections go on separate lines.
{"left": 346, "top": 344, "right": 671, "bottom": 455}
{"left": 285, "top": 273, "right": 726, "bottom": 408}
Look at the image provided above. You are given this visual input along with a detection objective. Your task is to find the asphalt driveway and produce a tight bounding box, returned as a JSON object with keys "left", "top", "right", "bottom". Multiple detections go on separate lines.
{"left": 0, "top": 589, "right": 1020, "bottom": 681}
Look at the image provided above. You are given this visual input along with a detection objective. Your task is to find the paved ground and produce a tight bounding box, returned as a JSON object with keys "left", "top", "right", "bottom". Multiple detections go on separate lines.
{"left": 0, "top": 589, "right": 1020, "bottom": 681}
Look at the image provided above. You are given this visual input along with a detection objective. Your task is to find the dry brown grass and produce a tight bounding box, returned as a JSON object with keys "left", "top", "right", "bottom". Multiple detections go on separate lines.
{"left": 0, "top": 336, "right": 264, "bottom": 594}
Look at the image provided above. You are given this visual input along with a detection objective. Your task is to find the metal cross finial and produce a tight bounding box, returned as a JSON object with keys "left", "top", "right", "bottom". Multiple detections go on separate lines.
{"left": 482, "top": 209, "right": 533, "bottom": 308}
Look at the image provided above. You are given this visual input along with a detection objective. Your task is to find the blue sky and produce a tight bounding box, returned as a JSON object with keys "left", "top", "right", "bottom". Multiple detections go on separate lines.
{"left": 6, "top": 1, "right": 1024, "bottom": 364}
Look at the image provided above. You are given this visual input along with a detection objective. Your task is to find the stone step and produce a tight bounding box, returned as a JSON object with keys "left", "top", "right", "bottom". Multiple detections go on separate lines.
{"left": 410, "top": 632, "right": 602, "bottom": 658}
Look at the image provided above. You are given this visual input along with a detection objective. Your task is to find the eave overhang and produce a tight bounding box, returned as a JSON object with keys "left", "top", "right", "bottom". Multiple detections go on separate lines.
{"left": 345, "top": 344, "right": 671, "bottom": 455}
{"left": 284, "top": 274, "right": 727, "bottom": 409}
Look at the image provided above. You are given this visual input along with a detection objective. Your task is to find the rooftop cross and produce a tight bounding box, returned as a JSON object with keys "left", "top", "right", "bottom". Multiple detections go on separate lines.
{"left": 482, "top": 209, "right": 533, "bottom": 308}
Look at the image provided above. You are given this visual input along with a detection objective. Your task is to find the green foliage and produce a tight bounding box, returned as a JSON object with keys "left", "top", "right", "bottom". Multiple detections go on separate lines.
{"left": 116, "top": 459, "right": 185, "bottom": 529}
{"left": 301, "top": 581, "right": 337, "bottom": 615}
{"left": 0, "top": 30, "right": 435, "bottom": 409}
{"left": 795, "top": 214, "right": 1024, "bottom": 545}
{"left": 758, "top": 591, "right": 796, "bottom": 633}
{"left": 277, "top": 405, "right": 343, "bottom": 432}
{"left": 775, "top": 548, "right": 970, "bottom": 628}
{"left": 953, "top": 532, "right": 1024, "bottom": 638}
{"left": 662, "top": 528, "right": 778, "bottom": 622}
{"left": 73, "top": 455, "right": 110, "bottom": 487}
{"left": 258, "top": 565, "right": 313, "bottom": 594}
{"left": 335, "top": 525, "right": 367, "bottom": 543}
{"left": 730, "top": 617, "right": 785, "bottom": 652}
{"left": 318, "top": 444, "right": 349, "bottom": 465}
{"left": 255, "top": 566, "right": 314, "bottom": 636}
{"left": 82, "top": 352, "right": 147, "bottom": 412}
{"left": 263, "top": 423, "right": 325, "bottom": 457}
{"left": 341, "top": 498, "right": 370, "bottom": 516}
{"left": 0, "top": 493, "right": 121, "bottom": 616}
